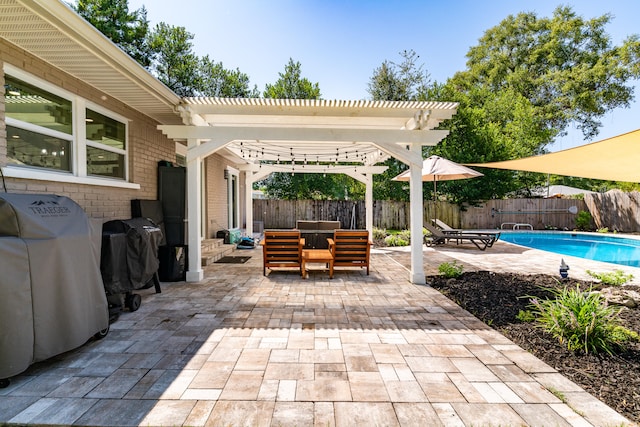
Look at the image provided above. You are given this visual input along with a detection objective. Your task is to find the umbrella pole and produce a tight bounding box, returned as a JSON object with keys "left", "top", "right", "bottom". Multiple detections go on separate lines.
{"left": 433, "top": 177, "right": 437, "bottom": 223}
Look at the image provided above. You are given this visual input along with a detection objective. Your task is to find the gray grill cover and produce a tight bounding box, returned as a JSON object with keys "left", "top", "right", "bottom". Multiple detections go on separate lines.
{"left": 0, "top": 193, "right": 108, "bottom": 379}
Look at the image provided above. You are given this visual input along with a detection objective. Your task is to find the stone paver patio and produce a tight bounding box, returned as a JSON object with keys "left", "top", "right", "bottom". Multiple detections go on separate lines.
{"left": 0, "top": 241, "right": 638, "bottom": 426}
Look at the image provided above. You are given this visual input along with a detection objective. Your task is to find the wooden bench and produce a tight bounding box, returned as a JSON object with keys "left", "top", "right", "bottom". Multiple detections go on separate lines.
{"left": 260, "top": 230, "right": 305, "bottom": 276}
{"left": 328, "top": 230, "right": 372, "bottom": 275}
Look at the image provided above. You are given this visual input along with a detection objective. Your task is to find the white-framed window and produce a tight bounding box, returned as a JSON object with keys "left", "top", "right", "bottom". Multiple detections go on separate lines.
{"left": 85, "top": 104, "right": 128, "bottom": 180}
{"left": 3, "top": 64, "right": 137, "bottom": 189}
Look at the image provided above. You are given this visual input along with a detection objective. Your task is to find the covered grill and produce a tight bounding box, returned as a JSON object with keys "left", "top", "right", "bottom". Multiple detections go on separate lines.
{"left": 100, "top": 218, "right": 162, "bottom": 313}
{"left": 0, "top": 193, "right": 109, "bottom": 385}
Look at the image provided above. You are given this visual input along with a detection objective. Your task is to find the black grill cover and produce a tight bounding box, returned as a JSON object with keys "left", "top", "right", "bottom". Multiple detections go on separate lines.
{"left": 101, "top": 218, "right": 163, "bottom": 294}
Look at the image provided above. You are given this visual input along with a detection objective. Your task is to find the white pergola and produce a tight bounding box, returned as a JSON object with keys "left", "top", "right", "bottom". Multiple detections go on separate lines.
{"left": 159, "top": 98, "right": 458, "bottom": 284}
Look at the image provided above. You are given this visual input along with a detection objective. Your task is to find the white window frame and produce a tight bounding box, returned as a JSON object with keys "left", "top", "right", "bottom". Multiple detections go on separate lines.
{"left": 2, "top": 64, "right": 139, "bottom": 189}
{"left": 84, "top": 101, "right": 130, "bottom": 181}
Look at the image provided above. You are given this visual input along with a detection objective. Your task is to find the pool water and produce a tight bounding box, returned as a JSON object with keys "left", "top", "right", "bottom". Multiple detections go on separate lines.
{"left": 500, "top": 231, "right": 640, "bottom": 267}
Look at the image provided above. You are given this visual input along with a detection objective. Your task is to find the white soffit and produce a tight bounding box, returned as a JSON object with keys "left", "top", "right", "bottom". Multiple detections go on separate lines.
{"left": 0, "top": 0, "right": 182, "bottom": 125}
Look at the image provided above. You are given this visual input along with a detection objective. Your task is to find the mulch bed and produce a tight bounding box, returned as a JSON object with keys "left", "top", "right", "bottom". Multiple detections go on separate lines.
{"left": 428, "top": 271, "right": 640, "bottom": 423}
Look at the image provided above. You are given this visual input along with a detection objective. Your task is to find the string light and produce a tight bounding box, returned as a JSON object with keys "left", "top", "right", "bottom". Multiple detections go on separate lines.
{"left": 224, "top": 141, "right": 383, "bottom": 170}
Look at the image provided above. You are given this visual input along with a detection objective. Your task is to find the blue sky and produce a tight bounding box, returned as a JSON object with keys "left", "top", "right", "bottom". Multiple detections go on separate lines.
{"left": 127, "top": 0, "right": 640, "bottom": 151}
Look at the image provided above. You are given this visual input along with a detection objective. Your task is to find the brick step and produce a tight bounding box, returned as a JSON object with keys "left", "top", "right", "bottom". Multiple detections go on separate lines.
{"left": 201, "top": 243, "right": 236, "bottom": 266}
{"left": 201, "top": 238, "right": 225, "bottom": 253}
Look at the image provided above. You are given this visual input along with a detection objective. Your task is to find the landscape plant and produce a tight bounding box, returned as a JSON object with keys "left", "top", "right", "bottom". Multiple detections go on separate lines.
{"left": 528, "top": 285, "right": 636, "bottom": 354}
{"left": 384, "top": 234, "right": 409, "bottom": 247}
{"left": 438, "top": 261, "right": 464, "bottom": 278}
{"left": 372, "top": 227, "right": 388, "bottom": 241}
{"left": 586, "top": 269, "right": 634, "bottom": 286}
{"left": 574, "top": 211, "right": 593, "bottom": 231}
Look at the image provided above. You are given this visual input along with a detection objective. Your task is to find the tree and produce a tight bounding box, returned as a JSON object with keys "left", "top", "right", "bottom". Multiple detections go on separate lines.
{"left": 367, "top": 49, "right": 431, "bottom": 101}
{"left": 146, "top": 23, "right": 201, "bottom": 97}
{"left": 367, "top": 50, "right": 433, "bottom": 201}
{"left": 263, "top": 58, "right": 321, "bottom": 99}
{"left": 76, "top": 1, "right": 259, "bottom": 98}
{"left": 198, "top": 56, "right": 259, "bottom": 97}
{"left": 368, "top": 8, "right": 640, "bottom": 204}
{"left": 261, "top": 173, "right": 364, "bottom": 200}
{"left": 74, "top": 0, "right": 153, "bottom": 67}
{"left": 425, "top": 83, "right": 551, "bottom": 202}
{"left": 454, "top": 6, "right": 640, "bottom": 141}
{"left": 260, "top": 59, "right": 344, "bottom": 199}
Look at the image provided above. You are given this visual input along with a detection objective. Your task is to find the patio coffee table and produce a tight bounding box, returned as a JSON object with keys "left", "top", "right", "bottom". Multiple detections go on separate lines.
{"left": 301, "top": 249, "right": 334, "bottom": 279}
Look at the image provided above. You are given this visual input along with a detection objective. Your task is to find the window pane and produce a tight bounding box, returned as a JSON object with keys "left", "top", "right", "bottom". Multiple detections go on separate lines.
{"left": 4, "top": 75, "right": 72, "bottom": 135}
{"left": 87, "top": 146, "right": 125, "bottom": 179}
{"left": 7, "top": 125, "right": 71, "bottom": 172}
{"left": 86, "top": 109, "right": 126, "bottom": 150}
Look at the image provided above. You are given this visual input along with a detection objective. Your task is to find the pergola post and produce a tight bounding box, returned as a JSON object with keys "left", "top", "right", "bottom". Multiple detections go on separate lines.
{"left": 186, "top": 138, "right": 204, "bottom": 282}
{"left": 365, "top": 173, "right": 373, "bottom": 232}
{"left": 245, "top": 171, "right": 254, "bottom": 237}
{"left": 409, "top": 144, "right": 425, "bottom": 285}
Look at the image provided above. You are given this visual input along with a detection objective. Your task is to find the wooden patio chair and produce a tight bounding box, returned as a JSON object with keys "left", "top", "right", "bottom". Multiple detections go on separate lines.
{"left": 423, "top": 223, "right": 499, "bottom": 251}
{"left": 328, "top": 230, "right": 372, "bottom": 275}
{"left": 260, "top": 230, "right": 305, "bottom": 276}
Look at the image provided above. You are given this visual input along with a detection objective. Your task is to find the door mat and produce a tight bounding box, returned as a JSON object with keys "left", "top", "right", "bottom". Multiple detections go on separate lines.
{"left": 215, "top": 256, "right": 251, "bottom": 264}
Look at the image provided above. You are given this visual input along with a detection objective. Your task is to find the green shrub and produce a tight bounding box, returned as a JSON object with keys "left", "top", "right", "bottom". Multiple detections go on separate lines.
{"left": 586, "top": 270, "right": 634, "bottom": 286}
{"left": 384, "top": 234, "right": 409, "bottom": 247}
{"left": 398, "top": 229, "right": 412, "bottom": 243}
{"left": 438, "top": 261, "right": 463, "bottom": 278}
{"left": 516, "top": 309, "right": 535, "bottom": 323}
{"left": 372, "top": 227, "right": 387, "bottom": 240}
{"left": 528, "top": 285, "right": 631, "bottom": 354}
{"left": 575, "top": 211, "right": 592, "bottom": 231}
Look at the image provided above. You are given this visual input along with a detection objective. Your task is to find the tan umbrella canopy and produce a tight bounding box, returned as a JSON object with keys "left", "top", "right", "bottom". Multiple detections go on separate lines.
{"left": 393, "top": 155, "right": 484, "bottom": 200}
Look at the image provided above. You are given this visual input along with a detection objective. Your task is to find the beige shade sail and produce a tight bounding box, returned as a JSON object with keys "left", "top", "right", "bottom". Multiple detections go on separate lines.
{"left": 467, "top": 129, "right": 640, "bottom": 183}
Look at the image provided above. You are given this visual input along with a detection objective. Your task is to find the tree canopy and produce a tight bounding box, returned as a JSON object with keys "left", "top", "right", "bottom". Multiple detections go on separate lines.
{"left": 263, "top": 58, "right": 321, "bottom": 99}
{"left": 454, "top": 6, "right": 640, "bottom": 141}
{"left": 368, "top": 8, "right": 640, "bottom": 203}
{"left": 367, "top": 50, "right": 433, "bottom": 201}
{"left": 74, "top": 0, "right": 153, "bottom": 67}
{"left": 73, "top": 0, "right": 257, "bottom": 98}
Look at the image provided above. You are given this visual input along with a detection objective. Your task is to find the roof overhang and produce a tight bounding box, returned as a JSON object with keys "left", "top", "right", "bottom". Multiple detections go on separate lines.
{"left": 0, "top": 0, "right": 182, "bottom": 124}
{"left": 161, "top": 98, "right": 458, "bottom": 169}
{"left": 468, "top": 129, "right": 640, "bottom": 183}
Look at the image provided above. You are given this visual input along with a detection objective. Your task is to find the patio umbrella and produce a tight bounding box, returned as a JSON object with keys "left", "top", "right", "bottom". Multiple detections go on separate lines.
{"left": 392, "top": 155, "right": 484, "bottom": 200}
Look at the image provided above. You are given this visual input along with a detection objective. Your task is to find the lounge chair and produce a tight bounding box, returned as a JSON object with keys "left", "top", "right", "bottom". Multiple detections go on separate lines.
{"left": 432, "top": 218, "right": 501, "bottom": 239}
{"left": 423, "top": 223, "right": 499, "bottom": 251}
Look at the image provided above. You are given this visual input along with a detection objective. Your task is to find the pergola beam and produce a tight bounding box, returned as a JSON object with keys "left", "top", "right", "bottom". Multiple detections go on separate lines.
{"left": 159, "top": 125, "right": 450, "bottom": 163}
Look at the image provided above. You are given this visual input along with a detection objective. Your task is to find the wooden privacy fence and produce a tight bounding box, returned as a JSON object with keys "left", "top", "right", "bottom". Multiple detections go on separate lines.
{"left": 462, "top": 199, "right": 586, "bottom": 230}
{"left": 584, "top": 190, "right": 640, "bottom": 232}
{"left": 253, "top": 194, "right": 639, "bottom": 232}
{"left": 253, "top": 199, "right": 458, "bottom": 230}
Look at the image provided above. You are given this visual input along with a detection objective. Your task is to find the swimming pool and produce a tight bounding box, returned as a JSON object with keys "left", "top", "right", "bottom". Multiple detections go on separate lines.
{"left": 500, "top": 231, "right": 640, "bottom": 267}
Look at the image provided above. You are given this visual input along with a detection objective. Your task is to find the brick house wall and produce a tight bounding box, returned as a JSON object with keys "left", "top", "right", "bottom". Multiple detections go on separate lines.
{"left": 1, "top": 38, "right": 176, "bottom": 221}
{"left": 205, "top": 154, "right": 229, "bottom": 238}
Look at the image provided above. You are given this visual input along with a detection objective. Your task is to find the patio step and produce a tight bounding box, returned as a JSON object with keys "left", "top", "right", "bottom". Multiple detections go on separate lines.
{"left": 201, "top": 238, "right": 236, "bottom": 266}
